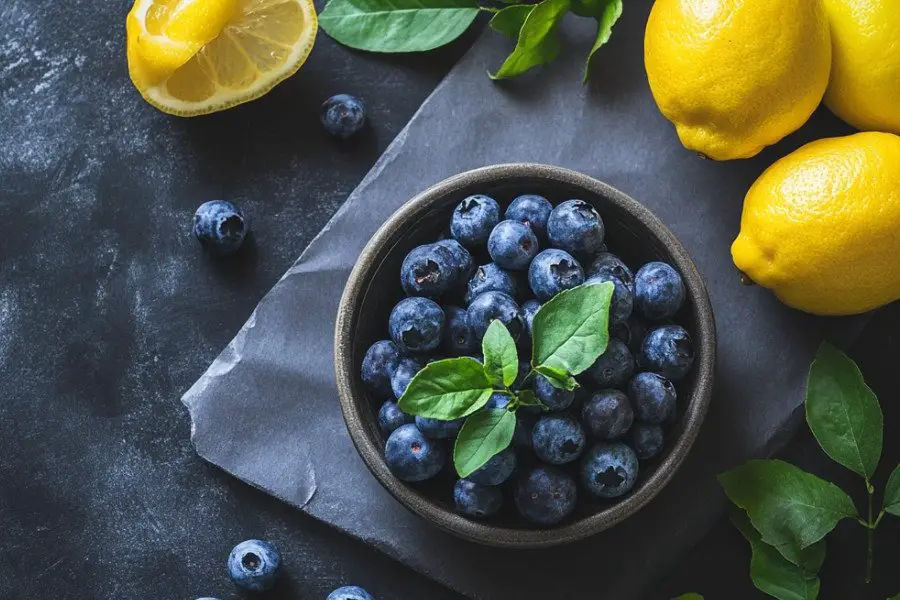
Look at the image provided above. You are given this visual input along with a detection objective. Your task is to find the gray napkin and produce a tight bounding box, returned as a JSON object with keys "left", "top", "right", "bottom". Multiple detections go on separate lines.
{"left": 182, "top": 5, "right": 866, "bottom": 598}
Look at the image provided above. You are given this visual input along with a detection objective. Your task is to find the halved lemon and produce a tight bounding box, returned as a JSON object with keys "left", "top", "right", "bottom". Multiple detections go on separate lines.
{"left": 126, "top": 0, "right": 317, "bottom": 116}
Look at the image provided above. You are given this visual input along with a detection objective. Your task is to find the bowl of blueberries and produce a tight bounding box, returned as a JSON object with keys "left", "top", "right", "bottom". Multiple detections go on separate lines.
{"left": 334, "top": 164, "right": 715, "bottom": 548}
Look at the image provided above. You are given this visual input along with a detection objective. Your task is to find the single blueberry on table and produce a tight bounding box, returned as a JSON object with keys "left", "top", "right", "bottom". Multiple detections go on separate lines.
{"left": 227, "top": 539, "right": 281, "bottom": 592}
{"left": 415, "top": 415, "right": 463, "bottom": 440}
{"left": 454, "top": 478, "right": 504, "bottom": 518}
{"left": 390, "top": 357, "right": 424, "bottom": 399}
{"left": 441, "top": 305, "right": 478, "bottom": 355}
{"left": 515, "top": 465, "right": 578, "bottom": 526}
{"left": 193, "top": 200, "right": 247, "bottom": 256}
{"left": 532, "top": 414, "right": 586, "bottom": 465}
{"left": 327, "top": 585, "right": 375, "bottom": 600}
{"left": 400, "top": 243, "right": 458, "bottom": 298}
{"left": 582, "top": 389, "right": 634, "bottom": 440}
{"left": 628, "top": 372, "right": 677, "bottom": 424}
{"left": 389, "top": 297, "right": 445, "bottom": 353}
{"left": 612, "top": 315, "right": 651, "bottom": 354}
{"left": 465, "top": 263, "right": 519, "bottom": 305}
{"left": 546, "top": 199, "right": 605, "bottom": 259}
{"left": 634, "top": 261, "right": 686, "bottom": 321}
{"left": 487, "top": 220, "right": 539, "bottom": 271}
{"left": 505, "top": 194, "right": 553, "bottom": 240}
{"left": 580, "top": 443, "right": 639, "bottom": 499}
{"left": 631, "top": 422, "right": 665, "bottom": 460}
{"left": 361, "top": 340, "right": 403, "bottom": 399}
{"left": 378, "top": 401, "right": 413, "bottom": 436}
{"left": 534, "top": 375, "right": 575, "bottom": 411}
{"left": 639, "top": 324, "right": 695, "bottom": 381}
{"left": 469, "top": 447, "right": 517, "bottom": 486}
{"left": 385, "top": 424, "right": 446, "bottom": 481}
{"left": 450, "top": 195, "right": 501, "bottom": 249}
{"left": 528, "top": 249, "right": 585, "bottom": 302}
{"left": 466, "top": 291, "right": 522, "bottom": 341}
{"left": 586, "top": 272, "right": 633, "bottom": 327}
{"left": 586, "top": 252, "right": 634, "bottom": 285}
{"left": 585, "top": 338, "right": 634, "bottom": 389}
{"left": 321, "top": 94, "right": 366, "bottom": 139}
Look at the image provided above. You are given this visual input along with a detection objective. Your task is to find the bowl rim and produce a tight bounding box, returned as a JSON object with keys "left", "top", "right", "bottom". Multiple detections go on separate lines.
{"left": 334, "top": 163, "right": 716, "bottom": 548}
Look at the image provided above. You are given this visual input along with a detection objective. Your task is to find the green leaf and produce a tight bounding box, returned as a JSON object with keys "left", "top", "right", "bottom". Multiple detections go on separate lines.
{"left": 673, "top": 595, "right": 704, "bottom": 600}
{"left": 319, "top": 0, "right": 479, "bottom": 53}
{"left": 582, "top": 0, "right": 622, "bottom": 83}
{"left": 489, "top": 4, "right": 534, "bottom": 38}
{"left": 532, "top": 282, "right": 613, "bottom": 377}
{"left": 889, "top": 594, "right": 900, "bottom": 600}
{"left": 454, "top": 408, "right": 516, "bottom": 477}
{"left": 398, "top": 357, "right": 493, "bottom": 420}
{"left": 482, "top": 320, "right": 519, "bottom": 388}
{"left": 730, "top": 508, "right": 822, "bottom": 600}
{"left": 489, "top": 0, "right": 570, "bottom": 80}
{"left": 719, "top": 459, "right": 857, "bottom": 565}
{"left": 883, "top": 464, "right": 900, "bottom": 516}
{"left": 805, "top": 342, "right": 882, "bottom": 480}
{"left": 515, "top": 389, "right": 543, "bottom": 408}
{"left": 533, "top": 365, "right": 579, "bottom": 391}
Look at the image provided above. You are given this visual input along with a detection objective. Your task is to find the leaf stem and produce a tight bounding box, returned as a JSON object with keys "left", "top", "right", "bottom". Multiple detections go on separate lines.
{"left": 866, "top": 478, "right": 874, "bottom": 584}
{"left": 478, "top": 5, "right": 500, "bottom": 12}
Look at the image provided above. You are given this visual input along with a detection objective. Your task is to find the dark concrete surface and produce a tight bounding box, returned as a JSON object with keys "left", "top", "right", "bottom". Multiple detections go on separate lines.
{"left": 0, "top": 0, "right": 898, "bottom": 598}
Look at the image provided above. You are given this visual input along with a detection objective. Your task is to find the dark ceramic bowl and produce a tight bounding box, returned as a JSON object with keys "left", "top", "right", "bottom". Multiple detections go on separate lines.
{"left": 334, "top": 164, "right": 715, "bottom": 548}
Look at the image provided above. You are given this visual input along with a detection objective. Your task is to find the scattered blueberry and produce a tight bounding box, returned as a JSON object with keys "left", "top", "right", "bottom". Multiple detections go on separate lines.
{"left": 415, "top": 416, "right": 463, "bottom": 440}
{"left": 400, "top": 243, "right": 460, "bottom": 298}
{"left": 488, "top": 220, "right": 539, "bottom": 271}
{"left": 515, "top": 465, "right": 578, "bottom": 526}
{"left": 581, "top": 390, "right": 634, "bottom": 440}
{"left": 454, "top": 479, "right": 504, "bottom": 518}
{"left": 585, "top": 338, "right": 634, "bottom": 388}
{"left": 466, "top": 291, "right": 522, "bottom": 341}
{"left": 361, "top": 340, "right": 403, "bottom": 399}
{"left": 586, "top": 252, "right": 633, "bottom": 285}
{"left": 450, "top": 195, "right": 501, "bottom": 249}
{"left": 390, "top": 357, "right": 424, "bottom": 399}
{"left": 321, "top": 94, "right": 366, "bottom": 139}
{"left": 193, "top": 200, "right": 247, "bottom": 256}
{"left": 469, "top": 447, "right": 517, "bottom": 485}
{"left": 528, "top": 249, "right": 584, "bottom": 302}
{"left": 580, "top": 443, "right": 639, "bottom": 499}
{"left": 327, "top": 585, "right": 375, "bottom": 600}
{"left": 546, "top": 199, "right": 605, "bottom": 259}
{"left": 631, "top": 422, "right": 665, "bottom": 460}
{"left": 628, "top": 372, "right": 676, "bottom": 424}
{"left": 505, "top": 194, "right": 553, "bottom": 240}
{"left": 532, "top": 414, "right": 586, "bottom": 465}
{"left": 441, "top": 305, "right": 477, "bottom": 355}
{"left": 534, "top": 375, "right": 575, "bottom": 411}
{"left": 389, "top": 297, "right": 445, "bottom": 353}
{"left": 639, "top": 325, "right": 695, "bottom": 381}
{"left": 378, "top": 401, "right": 413, "bottom": 436}
{"left": 634, "top": 262, "right": 685, "bottom": 320}
{"left": 385, "top": 424, "right": 446, "bottom": 481}
{"left": 227, "top": 539, "right": 281, "bottom": 592}
{"left": 586, "top": 272, "right": 633, "bottom": 327}
{"left": 465, "top": 263, "right": 519, "bottom": 305}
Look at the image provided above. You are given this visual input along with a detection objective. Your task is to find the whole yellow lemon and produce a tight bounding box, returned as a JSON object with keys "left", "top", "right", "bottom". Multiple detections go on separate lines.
{"left": 732, "top": 132, "right": 900, "bottom": 316}
{"left": 821, "top": 0, "right": 900, "bottom": 134}
{"left": 644, "top": 0, "right": 832, "bottom": 161}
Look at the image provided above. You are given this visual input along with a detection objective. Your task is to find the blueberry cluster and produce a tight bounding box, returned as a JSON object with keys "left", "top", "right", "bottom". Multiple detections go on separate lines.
{"left": 360, "top": 193, "right": 695, "bottom": 526}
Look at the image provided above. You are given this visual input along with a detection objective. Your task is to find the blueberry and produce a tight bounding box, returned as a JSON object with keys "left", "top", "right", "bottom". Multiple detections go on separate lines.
{"left": 441, "top": 305, "right": 478, "bottom": 355}
{"left": 400, "top": 243, "right": 458, "bottom": 298}
{"left": 512, "top": 359, "right": 531, "bottom": 391}
{"left": 378, "top": 401, "right": 413, "bottom": 436}
{"left": 513, "top": 413, "right": 536, "bottom": 448}
{"left": 505, "top": 194, "right": 553, "bottom": 240}
{"left": 193, "top": 200, "right": 247, "bottom": 255}
{"left": 528, "top": 249, "right": 585, "bottom": 302}
{"left": 434, "top": 239, "right": 476, "bottom": 285}
{"left": 639, "top": 325, "right": 695, "bottom": 381}
{"left": 361, "top": 340, "right": 403, "bottom": 399}
{"left": 466, "top": 291, "right": 522, "bottom": 342}
{"left": 389, "top": 297, "right": 445, "bottom": 353}
{"left": 486, "top": 392, "right": 512, "bottom": 409}
{"left": 634, "top": 261, "right": 686, "bottom": 321}
{"left": 546, "top": 199, "right": 605, "bottom": 259}
{"left": 415, "top": 416, "right": 463, "bottom": 440}
{"left": 585, "top": 338, "right": 634, "bottom": 388}
{"left": 515, "top": 465, "right": 577, "bottom": 526}
{"left": 390, "top": 357, "right": 424, "bottom": 399}
{"left": 628, "top": 372, "right": 676, "bottom": 424}
{"left": 227, "top": 539, "right": 281, "bottom": 592}
{"left": 450, "top": 195, "right": 501, "bottom": 249}
{"left": 321, "top": 94, "right": 366, "bottom": 139}
{"left": 465, "top": 263, "right": 519, "bottom": 305}
{"left": 631, "top": 423, "right": 665, "bottom": 460}
{"left": 327, "top": 586, "right": 375, "bottom": 600}
{"left": 487, "top": 220, "right": 539, "bottom": 271}
{"left": 580, "top": 443, "right": 639, "bottom": 499}
{"left": 519, "top": 299, "right": 541, "bottom": 341}
{"left": 612, "top": 315, "right": 651, "bottom": 353}
{"left": 385, "top": 424, "right": 446, "bottom": 481}
{"left": 534, "top": 375, "right": 575, "bottom": 411}
{"left": 586, "top": 272, "right": 633, "bottom": 327}
{"left": 586, "top": 253, "right": 634, "bottom": 286}
{"left": 582, "top": 390, "right": 634, "bottom": 440}
{"left": 532, "top": 414, "right": 586, "bottom": 465}
{"left": 454, "top": 479, "right": 504, "bottom": 518}
{"left": 469, "top": 447, "right": 517, "bottom": 485}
